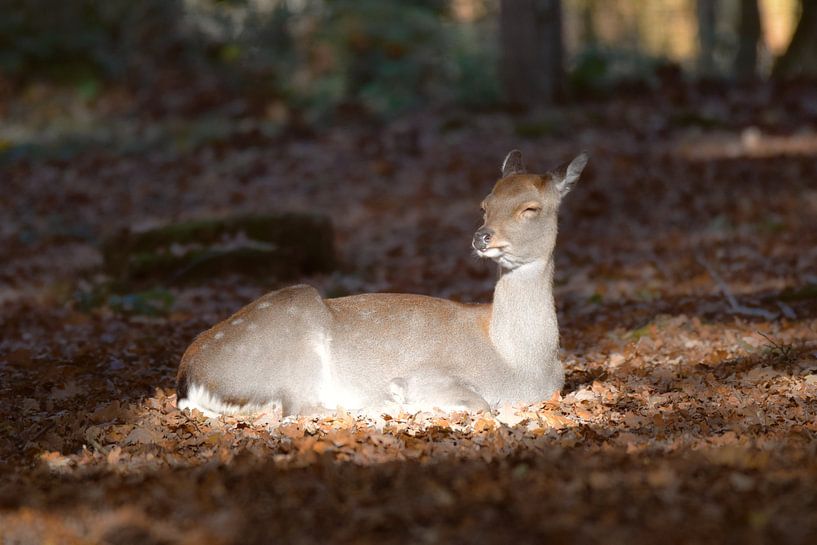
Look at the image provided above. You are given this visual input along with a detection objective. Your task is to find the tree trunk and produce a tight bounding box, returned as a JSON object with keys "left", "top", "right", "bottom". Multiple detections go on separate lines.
{"left": 774, "top": 1, "right": 817, "bottom": 78}
{"left": 499, "top": 0, "right": 563, "bottom": 107}
{"left": 734, "top": 0, "right": 761, "bottom": 80}
{"left": 697, "top": 0, "right": 718, "bottom": 77}
{"left": 580, "top": 0, "right": 598, "bottom": 48}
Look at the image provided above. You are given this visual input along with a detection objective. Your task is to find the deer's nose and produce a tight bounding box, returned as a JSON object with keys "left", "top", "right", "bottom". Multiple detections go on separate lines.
{"left": 473, "top": 228, "right": 493, "bottom": 250}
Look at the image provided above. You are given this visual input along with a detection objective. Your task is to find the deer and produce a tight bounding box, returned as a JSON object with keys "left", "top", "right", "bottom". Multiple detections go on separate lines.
{"left": 176, "top": 150, "right": 588, "bottom": 417}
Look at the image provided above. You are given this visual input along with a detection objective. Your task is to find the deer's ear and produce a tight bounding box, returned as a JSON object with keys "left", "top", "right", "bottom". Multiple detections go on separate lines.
{"left": 553, "top": 153, "right": 589, "bottom": 197}
{"left": 501, "top": 149, "right": 526, "bottom": 178}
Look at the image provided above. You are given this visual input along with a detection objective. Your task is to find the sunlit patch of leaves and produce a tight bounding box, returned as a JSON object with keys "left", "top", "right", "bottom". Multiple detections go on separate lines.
{"left": 3, "top": 84, "right": 817, "bottom": 543}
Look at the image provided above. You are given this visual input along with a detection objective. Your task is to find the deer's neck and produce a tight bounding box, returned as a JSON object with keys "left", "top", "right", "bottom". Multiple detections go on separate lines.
{"left": 489, "top": 258, "right": 558, "bottom": 371}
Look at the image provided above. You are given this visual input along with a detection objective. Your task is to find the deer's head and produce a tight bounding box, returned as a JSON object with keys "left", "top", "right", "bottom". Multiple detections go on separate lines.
{"left": 473, "top": 150, "right": 588, "bottom": 270}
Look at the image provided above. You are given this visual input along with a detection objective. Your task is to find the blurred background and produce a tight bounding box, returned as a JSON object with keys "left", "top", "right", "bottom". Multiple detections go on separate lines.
{"left": 2, "top": 0, "right": 817, "bottom": 311}
{"left": 0, "top": 0, "right": 814, "bottom": 153}
{"left": 3, "top": 4, "right": 817, "bottom": 543}
{"left": 0, "top": 0, "right": 817, "bottom": 311}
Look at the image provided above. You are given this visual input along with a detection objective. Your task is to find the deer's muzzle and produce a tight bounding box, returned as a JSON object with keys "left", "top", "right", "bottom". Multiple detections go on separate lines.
{"left": 472, "top": 228, "right": 494, "bottom": 251}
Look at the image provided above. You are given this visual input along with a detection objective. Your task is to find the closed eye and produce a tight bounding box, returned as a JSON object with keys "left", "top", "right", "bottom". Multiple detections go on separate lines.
{"left": 519, "top": 203, "right": 542, "bottom": 218}
{"left": 518, "top": 201, "right": 542, "bottom": 216}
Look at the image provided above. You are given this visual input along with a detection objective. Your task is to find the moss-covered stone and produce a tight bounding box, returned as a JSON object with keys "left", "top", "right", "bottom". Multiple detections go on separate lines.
{"left": 102, "top": 213, "right": 335, "bottom": 286}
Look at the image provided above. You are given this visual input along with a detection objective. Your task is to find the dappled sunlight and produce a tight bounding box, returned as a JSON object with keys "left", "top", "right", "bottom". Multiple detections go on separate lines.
{"left": 3, "top": 1, "right": 817, "bottom": 538}
{"left": 4, "top": 121, "right": 817, "bottom": 540}
{"left": 6, "top": 302, "right": 815, "bottom": 542}
{"left": 4, "top": 102, "right": 817, "bottom": 540}
{"left": 672, "top": 128, "right": 817, "bottom": 161}
{"left": 4, "top": 344, "right": 817, "bottom": 544}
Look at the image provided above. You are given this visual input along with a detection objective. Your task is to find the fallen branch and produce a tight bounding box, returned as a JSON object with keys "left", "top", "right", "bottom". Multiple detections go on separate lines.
{"left": 696, "top": 254, "right": 779, "bottom": 320}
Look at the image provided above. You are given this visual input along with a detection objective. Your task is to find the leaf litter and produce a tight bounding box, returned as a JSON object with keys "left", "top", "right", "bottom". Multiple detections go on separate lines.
{"left": 1, "top": 87, "right": 817, "bottom": 544}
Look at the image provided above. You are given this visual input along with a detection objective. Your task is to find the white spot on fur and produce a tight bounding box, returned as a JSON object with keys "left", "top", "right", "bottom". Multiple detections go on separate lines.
{"left": 231, "top": 318, "right": 244, "bottom": 325}
{"left": 257, "top": 302, "right": 271, "bottom": 309}
{"left": 214, "top": 332, "right": 224, "bottom": 340}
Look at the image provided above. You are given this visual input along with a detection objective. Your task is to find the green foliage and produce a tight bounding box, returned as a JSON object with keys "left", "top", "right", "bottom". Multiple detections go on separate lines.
{"left": 107, "top": 289, "right": 176, "bottom": 317}
{"left": 569, "top": 48, "right": 610, "bottom": 94}
{"left": 438, "top": 23, "right": 501, "bottom": 109}
{"left": 74, "top": 283, "right": 175, "bottom": 317}
{"left": 211, "top": 0, "right": 501, "bottom": 119}
{"left": 0, "top": 0, "right": 188, "bottom": 84}
{"left": 286, "top": 0, "right": 497, "bottom": 119}
{"left": 0, "top": 0, "right": 500, "bottom": 121}
{"left": 568, "top": 45, "right": 665, "bottom": 95}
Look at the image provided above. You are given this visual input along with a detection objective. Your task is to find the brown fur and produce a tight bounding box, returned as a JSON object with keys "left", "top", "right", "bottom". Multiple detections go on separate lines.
{"left": 175, "top": 151, "right": 588, "bottom": 416}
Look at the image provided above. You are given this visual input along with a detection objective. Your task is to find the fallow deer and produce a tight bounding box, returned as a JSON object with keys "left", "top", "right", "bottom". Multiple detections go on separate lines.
{"left": 176, "top": 150, "right": 588, "bottom": 416}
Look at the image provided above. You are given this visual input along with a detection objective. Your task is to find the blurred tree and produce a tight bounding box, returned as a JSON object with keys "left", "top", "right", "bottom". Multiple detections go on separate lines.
{"left": 499, "top": 0, "right": 563, "bottom": 107}
{"left": 734, "top": 0, "right": 761, "bottom": 80}
{"left": 303, "top": 0, "right": 447, "bottom": 118}
{"left": 579, "top": 0, "right": 598, "bottom": 49}
{"left": 774, "top": 0, "right": 817, "bottom": 78}
{"left": 697, "top": 0, "right": 718, "bottom": 77}
{"left": 0, "top": 0, "right": 186, "bottom": 85}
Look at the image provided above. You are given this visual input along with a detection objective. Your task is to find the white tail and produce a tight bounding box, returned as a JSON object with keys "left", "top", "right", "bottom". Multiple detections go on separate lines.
{"left": 176, "top": 151, "right": 589, "bottom": 416}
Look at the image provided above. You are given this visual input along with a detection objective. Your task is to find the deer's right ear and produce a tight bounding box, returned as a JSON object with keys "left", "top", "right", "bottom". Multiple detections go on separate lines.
{"left": 501, "top": 150, "right": 526, "bottom": 178}
{"left": 553, "top": 153, "right": 589, "bottom": 197}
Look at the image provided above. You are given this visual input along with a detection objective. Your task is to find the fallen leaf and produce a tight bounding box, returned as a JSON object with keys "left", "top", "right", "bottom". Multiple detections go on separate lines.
{"left": 124, "top": 427, "right": 163, "bottom": 445}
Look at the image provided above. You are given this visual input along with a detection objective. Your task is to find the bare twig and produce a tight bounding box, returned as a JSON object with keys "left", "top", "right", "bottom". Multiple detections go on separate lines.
{"left": 776, "top": 300, "right": 797, "bottom": 320}
{"left": 756, "top": 331, "right": 784, "bottom": 350}
{"left": 696, "top": 254, "right": 778, "bottom": 320}
{"left": 756, "top": 331, "right": 797, "bottom": 365}
{"left": 28, "top": 422, "right": 55, "bottom": 443}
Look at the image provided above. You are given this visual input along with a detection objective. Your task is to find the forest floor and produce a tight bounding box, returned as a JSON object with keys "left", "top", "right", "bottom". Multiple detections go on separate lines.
{"left": 1, "top": 84, "right": 817, "bottom": 544}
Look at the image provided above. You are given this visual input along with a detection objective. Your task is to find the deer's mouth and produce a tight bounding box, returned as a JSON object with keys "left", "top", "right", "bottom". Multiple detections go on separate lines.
{"left": 475, "top": 244, "right": 529, "bottom": 270}
{"left": 474, "top": 243, "right": 509, "bottom": 259}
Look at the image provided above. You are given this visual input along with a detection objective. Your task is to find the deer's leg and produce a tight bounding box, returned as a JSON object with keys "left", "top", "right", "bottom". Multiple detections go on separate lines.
{"left": 389, "top": 375, "right": 491, "bottom": 413}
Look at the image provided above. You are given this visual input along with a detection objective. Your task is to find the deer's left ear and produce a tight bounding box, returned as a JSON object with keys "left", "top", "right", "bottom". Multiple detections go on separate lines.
{"left": 553, "top": 153, "right": 589, "bottom": 197}
{"left": 501, "top": 149, "right": 526, "bottom": 178}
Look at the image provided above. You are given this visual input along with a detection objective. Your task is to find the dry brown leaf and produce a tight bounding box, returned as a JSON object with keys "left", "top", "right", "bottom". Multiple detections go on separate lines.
{"left": 539, "top": 411, "right": 575, "bottom": 429}
{"left": 124, "top": 427, "right": 163, "bottom": 445}
{"left": 575, "top": 407, "right": 594, "bottom": 420}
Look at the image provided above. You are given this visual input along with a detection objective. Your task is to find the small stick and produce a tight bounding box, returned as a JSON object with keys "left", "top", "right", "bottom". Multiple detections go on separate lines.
{"left": 776, "top": 300, "right": 797, "bottom": 320}
{"left": 28, "top": 422, "right": 54, "bottom": 443}
{"left": 696, "top": 254, "right": 778, "bottom": 320}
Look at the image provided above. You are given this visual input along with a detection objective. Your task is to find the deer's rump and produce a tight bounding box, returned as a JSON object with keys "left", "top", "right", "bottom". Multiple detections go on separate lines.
{"left": 176, "top": 286, "right": 494, "bottom": 416}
